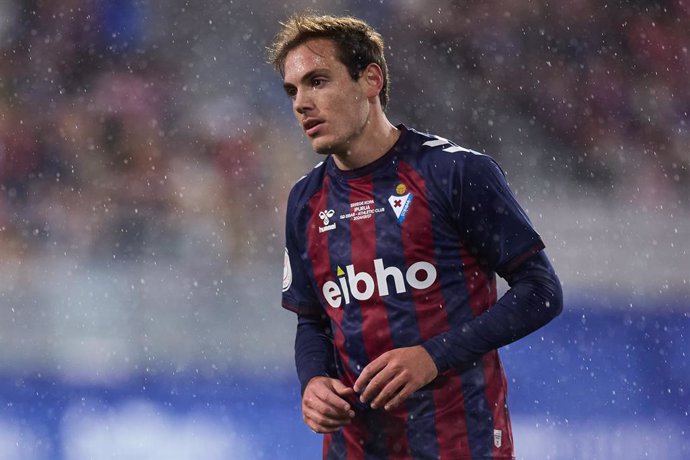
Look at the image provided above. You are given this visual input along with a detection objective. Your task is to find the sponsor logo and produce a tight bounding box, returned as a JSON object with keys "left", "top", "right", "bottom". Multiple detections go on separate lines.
{"left": 282, "top": 248, "right": 292, "bottom": 292}
{"left": 388, "top": 183, "right": 413, "bottom": 224}
{"left": 318, "top": 209, "right": 336, "bottom": 233}
{"left": 321, "top": 258, "right": 437, "bottom": 308}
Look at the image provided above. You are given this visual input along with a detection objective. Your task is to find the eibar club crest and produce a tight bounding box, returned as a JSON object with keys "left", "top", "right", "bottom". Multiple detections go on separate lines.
{"left": 388, "top": 183, "right": 413, "bottom": 224}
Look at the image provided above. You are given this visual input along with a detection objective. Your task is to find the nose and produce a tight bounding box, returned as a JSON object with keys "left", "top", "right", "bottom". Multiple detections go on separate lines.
{"left": 293, "top": 88, "right": 313, "bottom": 115}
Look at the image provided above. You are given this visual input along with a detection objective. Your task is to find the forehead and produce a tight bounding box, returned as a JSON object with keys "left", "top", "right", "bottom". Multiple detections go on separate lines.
{"left": 283, "top": 38, "right": 342, "bottom": 83}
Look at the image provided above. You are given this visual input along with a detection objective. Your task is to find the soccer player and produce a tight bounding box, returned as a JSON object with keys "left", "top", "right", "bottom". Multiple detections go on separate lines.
{"left": 270, "top": 13, "right": 563, "bottom": 459}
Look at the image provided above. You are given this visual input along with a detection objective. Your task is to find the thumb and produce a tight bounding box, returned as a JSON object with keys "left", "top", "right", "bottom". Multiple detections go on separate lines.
{"left": 331, "top": 379, "right": 355, "bottom": 397}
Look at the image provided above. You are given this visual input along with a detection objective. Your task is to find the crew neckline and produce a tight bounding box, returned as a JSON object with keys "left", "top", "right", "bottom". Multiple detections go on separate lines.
{"left": 327, "top": 124, "right": 409, "bottom": 180}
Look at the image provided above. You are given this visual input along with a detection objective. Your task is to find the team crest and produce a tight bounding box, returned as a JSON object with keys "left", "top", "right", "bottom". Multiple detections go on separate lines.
{"left": 388, "top": 184, "right": 413, "bottom": 224}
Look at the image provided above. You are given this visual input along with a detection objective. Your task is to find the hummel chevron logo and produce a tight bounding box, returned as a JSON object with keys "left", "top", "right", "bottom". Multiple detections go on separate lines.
{"left": 423, "top": 136, "right": 474, "bottom": 154}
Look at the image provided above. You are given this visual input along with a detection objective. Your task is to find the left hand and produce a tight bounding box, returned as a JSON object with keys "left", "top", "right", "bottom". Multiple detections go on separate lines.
{"left": 353, "top": 345, "right": 438, "bottom": 411}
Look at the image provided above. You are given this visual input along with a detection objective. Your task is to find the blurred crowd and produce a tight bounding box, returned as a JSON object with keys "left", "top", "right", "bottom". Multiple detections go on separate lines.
{"left": 0, "top": 0, "right": 300, "bottom": 272}
{"left": 380, "top": 0, "right": 688, "bottom": 205}
{"left": 0, "top": 0, "right": 687, "bottom": 374}
{"left": 1, "top": 0, "right": 687, "bottom": 269}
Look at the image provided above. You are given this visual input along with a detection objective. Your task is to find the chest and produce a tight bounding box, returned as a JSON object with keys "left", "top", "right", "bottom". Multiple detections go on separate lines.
{"left": 301, "top": 173, "right": 459, "bottom": 292}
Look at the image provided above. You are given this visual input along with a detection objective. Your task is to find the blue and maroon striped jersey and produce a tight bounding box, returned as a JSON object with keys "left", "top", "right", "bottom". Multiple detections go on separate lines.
{"left": 282, "top": 125, "right": 547, "bottom": 459}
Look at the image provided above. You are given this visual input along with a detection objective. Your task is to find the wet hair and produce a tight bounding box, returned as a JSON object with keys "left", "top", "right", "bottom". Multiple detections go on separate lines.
{"left": 267, "top": 13, "right": 390, "bottom": 109}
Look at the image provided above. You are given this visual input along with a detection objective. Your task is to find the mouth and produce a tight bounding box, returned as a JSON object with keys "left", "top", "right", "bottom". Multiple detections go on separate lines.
{"left": 302, "top": 118, "right": 324, "bottom": 137}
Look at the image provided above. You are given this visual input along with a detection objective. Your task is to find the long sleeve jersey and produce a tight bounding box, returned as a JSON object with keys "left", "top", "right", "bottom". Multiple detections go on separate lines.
{"left": 281, "top": 125, "right": 563, "bottom": 459}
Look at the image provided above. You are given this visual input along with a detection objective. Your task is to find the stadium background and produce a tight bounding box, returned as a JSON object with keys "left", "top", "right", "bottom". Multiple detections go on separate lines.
{"left": 0, "top": 0, "right": 687, "bottom": 458}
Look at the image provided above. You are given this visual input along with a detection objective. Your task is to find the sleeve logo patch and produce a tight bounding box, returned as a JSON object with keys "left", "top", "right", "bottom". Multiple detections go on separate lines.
{"left": 282, "top": 248, "right": 292, "bottom": 292}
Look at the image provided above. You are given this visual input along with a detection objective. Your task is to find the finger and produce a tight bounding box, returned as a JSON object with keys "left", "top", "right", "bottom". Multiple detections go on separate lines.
{"left": 359, "top": 364, "right": 396, "bottom": 404}
{"left": 305, "top": 416, "right": 346, "bottom": 434}
{"left": 304, "top": 394, "right": 352, "bottom": 419}
{"left": 332, "top": 380, "right": 356, "bottom": 399}
{"left": 321, "top": 390, "right": 356, "bottom": 417}
{"left": 305, "top": 385, "right": 356, "bottom": 421}
{"left": 304, "top": 405, "right": 353, "bottom": 429}
{"left": 383, "top": 382, "right": 415, "bottom": 411}
{"left": 370, "top": 374, "right": 406, "bottom": 409}
{"left": 331, "top": 382, "right": 356, "bottom": 416}
{"left": 353, "top": 356, "right": 388, "bottom": 393}
{"left": 305, "top": 381, "right": 349, "bottom": 409}
{"left": 303, "top": 404, "right": 353, "bottom": 433}
{"left": 303, "top": 397, "right": 354, "bottom": 425}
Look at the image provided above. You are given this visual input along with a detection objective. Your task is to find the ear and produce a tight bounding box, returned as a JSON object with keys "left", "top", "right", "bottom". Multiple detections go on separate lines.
{"left": 361, "top": 63, "right": 384, "bottom": 101}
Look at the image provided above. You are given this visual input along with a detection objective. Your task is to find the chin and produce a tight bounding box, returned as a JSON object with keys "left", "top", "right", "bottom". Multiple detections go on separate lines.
{"left": 311, "top": 138, "right": 337, "bottom": 156}
{"left": 312, "top": 135, "right": 349, "bottom": 156}
{"left": 313, "top": 146, "right": 333, "bottom": 155}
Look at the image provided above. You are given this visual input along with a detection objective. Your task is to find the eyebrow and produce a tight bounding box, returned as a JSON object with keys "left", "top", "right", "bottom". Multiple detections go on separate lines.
{"left": 283, "top": 68, "right": 330, "bottom": 93}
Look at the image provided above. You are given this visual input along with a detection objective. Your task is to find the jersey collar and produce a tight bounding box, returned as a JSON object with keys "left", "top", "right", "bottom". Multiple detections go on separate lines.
{"left": 326, "top": 124, "right": 410, "bottom": 180}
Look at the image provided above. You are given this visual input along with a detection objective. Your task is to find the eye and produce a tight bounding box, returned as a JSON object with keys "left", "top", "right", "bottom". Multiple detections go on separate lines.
{"left": 284, "top": 86, "right": 297, "bottom": 99}
{"left": 311, "top": 77, "right": 325, "bottom": 88}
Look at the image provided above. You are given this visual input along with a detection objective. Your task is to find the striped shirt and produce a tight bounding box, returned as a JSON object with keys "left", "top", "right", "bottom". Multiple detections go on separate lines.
{"left": 282, "top": 125, "right": 549, "bottom": 459}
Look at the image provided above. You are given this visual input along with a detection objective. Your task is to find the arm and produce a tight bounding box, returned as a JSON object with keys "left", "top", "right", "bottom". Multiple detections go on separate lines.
{"left": 422, "top": 250, "right": 563, "bottom": 374}
{"left": 355, "top": 152, "right": 562, "bottom": 409}
{"left": 354, "top": 251, "right": 562, "bottom": 410}
{"left": 295, "top": 313, "right": 337, "bottom": 393}
{"left": 283, "top": 186, "right": 355, "bottom": 432}
{"left": 420, "top": 152, "right": 563, "bottom": 371}
{"left": 296, "top": 313, "right": 355, "bottom": 432}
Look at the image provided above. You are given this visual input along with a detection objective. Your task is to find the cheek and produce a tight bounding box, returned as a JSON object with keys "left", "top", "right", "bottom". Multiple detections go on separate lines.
{"left": 338, "top": 92, "right": 365, "bottom": 115}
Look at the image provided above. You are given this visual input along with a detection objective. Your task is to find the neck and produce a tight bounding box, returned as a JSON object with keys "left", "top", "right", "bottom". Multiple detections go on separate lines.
{"left": 331, "top": 114, "right": 400, "bottom": 171}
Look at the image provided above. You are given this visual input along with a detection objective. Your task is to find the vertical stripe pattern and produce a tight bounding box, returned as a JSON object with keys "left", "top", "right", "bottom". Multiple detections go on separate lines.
{"left": 288, "top": 127, "right": 532, "bottom": 458}
{"left": 397, "top": 161, "right": 472, "bottom": 459}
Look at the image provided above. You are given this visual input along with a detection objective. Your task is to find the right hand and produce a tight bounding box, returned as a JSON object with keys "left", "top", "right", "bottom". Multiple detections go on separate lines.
{"left": 302, "top": 376, "right": 356, "bottom": 433}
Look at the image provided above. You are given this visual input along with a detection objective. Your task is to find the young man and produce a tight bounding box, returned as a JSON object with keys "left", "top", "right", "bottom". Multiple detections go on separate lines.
{"left": 270, "top": 14, "right": 563, "bottom": 459}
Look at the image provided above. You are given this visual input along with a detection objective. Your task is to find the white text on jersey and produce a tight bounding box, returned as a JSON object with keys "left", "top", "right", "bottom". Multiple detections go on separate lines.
{"left": 322, "top": 258, "right": 437, "bottom": 308}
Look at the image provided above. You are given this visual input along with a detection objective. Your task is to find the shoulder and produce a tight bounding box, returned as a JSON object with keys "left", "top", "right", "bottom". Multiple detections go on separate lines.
{"left": 286, "top": 159, "right": 329, "bottom": 212}
{"left": 398, "top": 126, "right": 503, "bottom": 179}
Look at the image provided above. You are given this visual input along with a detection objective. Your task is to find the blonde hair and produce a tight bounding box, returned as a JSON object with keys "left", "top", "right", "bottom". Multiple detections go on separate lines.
{"left": 267, "top": 13, "right": 390, "bottom": 109}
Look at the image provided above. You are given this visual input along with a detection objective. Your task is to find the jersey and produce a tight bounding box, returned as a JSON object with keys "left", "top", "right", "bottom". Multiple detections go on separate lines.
{"left": 282, "top": 125, "right": 545, "bottom": 459}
